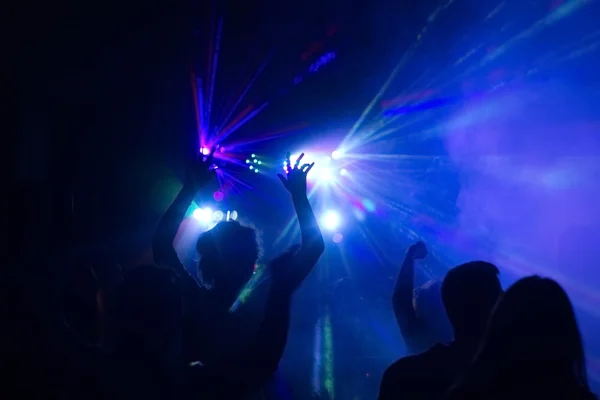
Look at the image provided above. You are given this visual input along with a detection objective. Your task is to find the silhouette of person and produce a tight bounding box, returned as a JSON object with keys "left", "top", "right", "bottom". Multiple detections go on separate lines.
{"left": 379, "top": 261, "right": 503, "bottom": 400}
{"left": 392, "top": 241, "right": 451, "bottom": 354}
{"left": 445, "top": 276, "right": 598, "bottom": 400}
{"left": 152, "top": 149, "right": 324, "bottom": 386}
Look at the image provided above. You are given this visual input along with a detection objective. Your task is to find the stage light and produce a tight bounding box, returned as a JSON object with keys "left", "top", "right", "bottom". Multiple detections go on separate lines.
{"left": 200, "top": 147, "right": 210, "bottom": 156}
{"left": 340, "top": 168, "right": 349, "bottom": 177}
{"left": 254, "top": 169, "right": 259, "bottom": 173}
{"left": 321, "top": 168, "right": 334, "bottom": 181}
{"left": 249, "top": 165, "right": 254, "bottom": 170}
{"left": 212, "top": 210, "right": 224, "bottom": 221}
{"left": 246, "top": 159, "right": 250, "bottom": 164}
{"left": 253, "top": 159, "right": 258, "bottom": 163}
{"left": 251, "top": 154, "right": 256, "bottom": 158}
{"left": 257, "top": 161, "right": 262, "bottom": 165}
{"left": 322, "top": 210, "right": 341, "bottom": 231}
{"left": 230, "top": 210, "right": 238, "bottom": 221}
{"left": 193, "top": 207, "right": 213, "bottom": 224}
{"left": 331, "top": 150, "right": 342, "bottom": 160}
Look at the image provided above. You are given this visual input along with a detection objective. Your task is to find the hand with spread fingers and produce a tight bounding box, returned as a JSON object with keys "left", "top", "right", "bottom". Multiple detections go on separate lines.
{"left": 277, "top": 152, "right": 314, "bottom": 199}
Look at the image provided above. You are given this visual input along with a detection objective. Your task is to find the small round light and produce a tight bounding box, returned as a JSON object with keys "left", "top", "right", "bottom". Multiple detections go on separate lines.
{"left": 212, "top": 210, "right": 224, "bottom": 221}
{"left": 213, "top": 191, "right": 224, "bottom": 202}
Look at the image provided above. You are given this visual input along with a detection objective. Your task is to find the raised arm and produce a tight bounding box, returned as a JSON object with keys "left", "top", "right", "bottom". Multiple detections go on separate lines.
{"left": 277, "top": 152, "right": 325, "bottom": 265}
{"left": 152, "top": 148, "right": 215, "bottom": 274}
{"left": 392, "top": 241, "right": 427, "bottom": 351}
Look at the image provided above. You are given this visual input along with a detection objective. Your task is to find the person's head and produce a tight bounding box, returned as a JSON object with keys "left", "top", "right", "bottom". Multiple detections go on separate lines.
{"left": 113, "top": 265, "right": 183, "bottom": 360}
{"left": 442, "top": 261, "right": 503, "bottom": 341}
{"left": 196, "top": 220, "right": 260, "bottom": 306}
{"left": 476, "top": 276, "right": 588, "bottom": 386}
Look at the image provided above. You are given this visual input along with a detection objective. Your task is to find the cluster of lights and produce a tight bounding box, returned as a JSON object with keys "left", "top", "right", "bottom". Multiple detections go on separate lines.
{"left": 192, "top": 207, "right": 238, "bottom": 224}
{"left": 245, "top": 154, "right": 262, "bottom": 173}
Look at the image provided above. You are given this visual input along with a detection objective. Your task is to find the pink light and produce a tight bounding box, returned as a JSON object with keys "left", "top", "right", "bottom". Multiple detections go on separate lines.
{"left": 213, "top": 191, "right": 224, "bottom": 202}
{"left": 200, "top": 147, "right": 210, "bottom": 156}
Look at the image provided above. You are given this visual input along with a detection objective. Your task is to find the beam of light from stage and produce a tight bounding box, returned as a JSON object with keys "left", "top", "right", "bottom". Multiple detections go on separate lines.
{"left": 341, "top": 0, "right": 457, "bottom": 152}
{"left": 214, "top": 59, "right": 269, "bottom": 136}
{"left": 311, "top": 317, "right": 323, "bottom": 395}
{"left": 322, "top": 310, "right": 334, "bottom": 399}
{"left": 192, "top": 76, "right": 208, "bottom": 146}
{"left": 229, "top": 264, "right": 267, "bottom": 312}
{"left": 218, "top": 105, "right": 254, "bottom": 139}
{"left": 228, "top": 123, "right": 309, "bottom": 149}
{"left": 366, "top": 1, "right": 591, "bottom": 142}
{"left": 483, "top": 0, "right": 590, "bottom": 64}
{"left": 218, "top": 102, "right": 269, "bottom": 143}
{"left": 207, "top": 19, "right": 223, "bottom": 136}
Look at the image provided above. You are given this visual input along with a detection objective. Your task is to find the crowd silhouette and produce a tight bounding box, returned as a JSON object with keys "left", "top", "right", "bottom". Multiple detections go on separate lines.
{"left": 6, "top": 150, "right": 598, "bottom": 400}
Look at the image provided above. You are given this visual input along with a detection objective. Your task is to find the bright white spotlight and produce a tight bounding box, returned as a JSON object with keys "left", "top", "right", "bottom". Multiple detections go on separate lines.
{"left": 321, "top": 168, "right": 334, "bottom": 181}
{"left": 200, "top": 147, "right": 210, "bottom": 156}
{"left": 212, "top": 210, "right": 224, "bottom": 222}
{"left": 230, "top": 210, "right": 239, "bottom": 221}
{"left": 321, "top": 210, "right": 341, "bottom": 231}
{"left": 193, "top": 207, "right": 213, "bottom": 224}
{"left": 331, "top": 150, "right": 342, "bottom": 160}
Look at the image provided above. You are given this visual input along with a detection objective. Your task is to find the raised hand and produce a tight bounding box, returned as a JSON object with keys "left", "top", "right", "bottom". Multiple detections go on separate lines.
{"left": 408, "top": 241, "right": 428, "bottom": 260}
{"left": 184, "top": 146, "right": 217, "bottom": 190}
{"left": 277, "top": 152, "right": 314, "bottom": 199}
